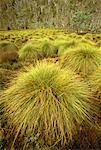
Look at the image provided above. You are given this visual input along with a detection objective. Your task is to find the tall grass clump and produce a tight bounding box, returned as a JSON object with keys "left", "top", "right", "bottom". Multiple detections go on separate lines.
{"left": 19, "top": 42, "right": 43, "bottom": 63}
{"left": 41, "top": 41, "right": 58, "bottom": 58}
{"left": 1, "top": 62, "right": 98, "bottom": 148}
{"left": 57, "top": 39, "right": 79, "bottom": 56}
{"left": 0, "top": 41, "right": 18, "bottom": 64}
{"left": 61, "top": 45, "right": 101, "bottom": 77}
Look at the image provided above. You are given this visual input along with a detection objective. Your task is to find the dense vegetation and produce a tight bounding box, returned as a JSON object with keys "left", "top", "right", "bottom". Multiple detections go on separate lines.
{"left": 0, "top": 29, "right": 101, "bottom": 149}
{"left": 0, "top": 0, "right": 101, "bottom": 32}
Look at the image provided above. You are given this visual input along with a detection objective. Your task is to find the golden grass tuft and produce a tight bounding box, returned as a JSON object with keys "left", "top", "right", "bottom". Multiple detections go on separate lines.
{"left": 41, "top": 41, "right": 58, "bottom": 58}
{"left": 60, "top": 45, "right": 101, "bottom": 77}
{"left": 19, "top": 42, "right": 42, "bottom": 63}
{"left": 1, "top": 62, "right": 98, "bottom": 148}
{"left": 57, "top": 39, "right": 79, "bottom": 56}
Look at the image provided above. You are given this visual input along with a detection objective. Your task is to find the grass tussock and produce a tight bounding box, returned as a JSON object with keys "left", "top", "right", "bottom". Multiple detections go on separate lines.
{"left": 57, "top": 39, "right": 79, "bottom": 56}
{"left": 0, "top": 41, "right": 18, "bottom": 64}
{"left": 19, "top": 42, "right": 42, "bottom": 62}
{"left": 1, "top": 62, "right": 98, "bottom": 147}
{"left": 41, "top": 41, "right": 58, "bottom": 58}
{"left": 60, "top": 45, "right": 101, "bottom": 77}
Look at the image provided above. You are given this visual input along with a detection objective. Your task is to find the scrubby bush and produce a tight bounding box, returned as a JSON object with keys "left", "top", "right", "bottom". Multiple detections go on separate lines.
{"left": 1, "top": 62, "right": 98, "bottom": 148}
{"left": 70, "top": 10, "right": 92, "bottom": 31}
{"left": 0, "top": 41, "right": 18, "bottom": 64}
{"left": 61, "top": 45, "right": 101, "bottom": 77}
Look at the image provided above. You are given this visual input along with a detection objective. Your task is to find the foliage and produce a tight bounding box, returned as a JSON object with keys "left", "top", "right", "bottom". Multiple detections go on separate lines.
{"left": 0, "top": 129, "right": 5, "bottom": 150}
{"left": 0, "top": 0, "right": 101, "bottom": 32}
{"left": 1, "top": 62, "right": 97, "bottom": 148}
{"left": 89, "top": 67, "right": 101, "bottom": 99}
{"left": 0, "top": 41, "right": 18, "bottom": 64}
{"left": 96, "top": 40, "right": 101, "bottom": 47}
{"left": 19, "top": 39, "right": 58, "bottom": 63}
{"left": 60, "top": 45, "right": 101, "bottom": 77}
{"left": 19, "top": 41, "right": 43, "bottom": 63}
{"left": 78, "top": 38, "right": 96, "bottom": 47}
{"left": 41, "top": 40, "right": 58, "bottom": 58}
{"left": 0, "top": 68, "right": 15, "bottom": 90}
{"left": 70, "top": 10, "right": 92, "bottom": 31}
{"left": 58, "top": 39, "right": 79, "bottom": 56}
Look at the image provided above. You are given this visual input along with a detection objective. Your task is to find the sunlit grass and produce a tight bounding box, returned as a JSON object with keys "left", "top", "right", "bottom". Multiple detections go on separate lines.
{"left": 60, "top": 44, "right": 101, "bottom": 77}
{"left": 19, "top": 42, "right": 42, "bottom": 62}
{"left": 89, "top": 67, "right": 101, "bottom": 99}
{"left": 1, "top": 62, "right": 98, "bottom": 148}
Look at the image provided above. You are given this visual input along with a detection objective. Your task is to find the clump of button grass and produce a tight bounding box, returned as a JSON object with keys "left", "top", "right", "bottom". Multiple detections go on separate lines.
{"left": 58, "top": 39, "right": 79, "bottom": 56}
{"left": 19, "top": 42, "right": 43, "bottom": 63}
{"left": 1, "top": 62, "right": 98, "bottom": 148}
{"left": 19, "top": 39, "right": 58, "bottom": 64}
{"left": 41, "top": 40, "right": 58, "bottom": 58}
{"left": 61, "top": 45, "right": 101, "bottom": 77}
